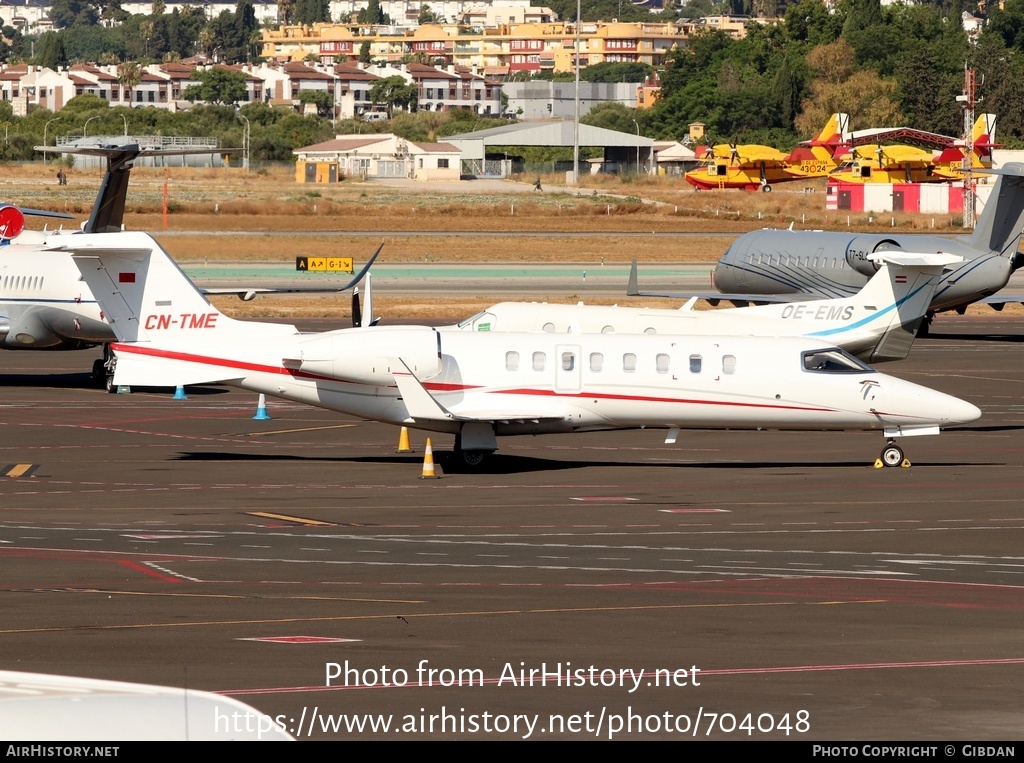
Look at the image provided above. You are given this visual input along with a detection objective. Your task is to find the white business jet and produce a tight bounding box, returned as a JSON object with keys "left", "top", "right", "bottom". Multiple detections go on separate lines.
{"left": 60, "top": 231, "right": 980, "bottom": 468}
{"left": 1, "top": 143, "right": 375, "bottom": 388}
{"left": 450, "top": 251, "right": 960, "bottom": 365}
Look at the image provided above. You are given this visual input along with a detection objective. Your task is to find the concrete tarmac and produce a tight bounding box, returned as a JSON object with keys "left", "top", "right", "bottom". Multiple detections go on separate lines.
{"left": 0, "top": 316, "right": 1022, "bottom": 740}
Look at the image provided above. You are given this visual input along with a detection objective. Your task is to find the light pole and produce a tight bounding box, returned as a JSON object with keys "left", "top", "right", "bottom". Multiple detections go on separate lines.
{"left": 119, "top": 113, "right": 128, "bottom": 136}
{"left": 632, "top": 118, "right": 640, "bottom": 175}
{"left": 83, "top": 116, "right": 99, "bottom": 137}
{"left": 239, "top": 114, "right": 250, "bottom": 171}
{"left": 44, "top": 117, "right": 57, "bottom": 147}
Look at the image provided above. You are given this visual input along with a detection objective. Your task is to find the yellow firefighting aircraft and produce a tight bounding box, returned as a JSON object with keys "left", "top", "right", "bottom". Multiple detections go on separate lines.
{"left": 685, "top": 113, "right": 850, "bottom": 192}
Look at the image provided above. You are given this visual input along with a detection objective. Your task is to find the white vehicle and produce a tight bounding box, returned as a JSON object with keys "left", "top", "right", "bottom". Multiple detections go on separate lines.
{"left": 61, "top": 231, "right": 980, "bottom": 468}
{"left": 452, "top": 252, "right": 961, "bottom": 364}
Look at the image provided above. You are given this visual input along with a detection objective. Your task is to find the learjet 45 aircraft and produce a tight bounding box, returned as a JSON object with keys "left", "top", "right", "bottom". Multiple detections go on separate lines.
{"left": 454, "top": 251, "right": 959, "bottom": 365}
{"left": 679, "top": 163, "right": 1024, "bottom": 315}
{"left": 61, "top": 231, "right": 980, "bottom": 468}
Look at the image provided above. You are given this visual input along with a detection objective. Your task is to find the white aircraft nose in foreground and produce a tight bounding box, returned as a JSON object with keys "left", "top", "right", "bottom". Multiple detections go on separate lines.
{"left": 60, "top": 231, "right": 980, "bottom": 469}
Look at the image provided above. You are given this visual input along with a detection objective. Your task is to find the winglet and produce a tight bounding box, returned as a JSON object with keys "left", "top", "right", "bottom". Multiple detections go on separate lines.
{"left": 627, "top": 259, "right": 640, "bottom": 296}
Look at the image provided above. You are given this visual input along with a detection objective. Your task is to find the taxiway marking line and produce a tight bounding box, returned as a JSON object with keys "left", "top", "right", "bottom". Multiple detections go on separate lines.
{"left": 243, "top": 424, "right": 358, "bottom": 437}
{"left": 247, "top": 512, "right": 336, "bottom": 527}
{"left": 0, "top": 599, "right": 873, "bottom": 635}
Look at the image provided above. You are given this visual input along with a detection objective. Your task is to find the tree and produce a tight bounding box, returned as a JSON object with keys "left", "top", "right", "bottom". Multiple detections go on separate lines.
{"left": 417, "top": 4, "right": 440, "bottom": 24}
{"left": 48, "top": 0, "right": 99, "bottom": 29}
{"left": 35, "top": 32, "right": 68, "bottom": 69}
{"left": 369, "top": 75, "right": 416, "bottom": 116}
{"left": 297, "top": 89, "right": 333, "bottom": 116}
{"left": 358, "top": 40, "right": 372, "bottom": 63}
{"left": 358, "top": 0, "right": 391, "bottom": 25}
{"left": 580, "top": 62, "right": 652, "bottom": 83}
{"left": 183, "top": 68, "right": 249, "bottom": 105}
{"left": 294, "top": 0, "right": 329, "bottom": 25}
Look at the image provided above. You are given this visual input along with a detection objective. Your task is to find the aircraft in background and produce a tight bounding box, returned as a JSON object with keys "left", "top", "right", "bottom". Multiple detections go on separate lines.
{"left": 932, "top": 113, "right": 998, "bottom": 181}
{"left": 656, "top": 164, "right": 1024, "bottom": 316}
{"left": 829, "top": 143, "right": 941, "bottom": 185}
{"left": 0, "top": 143, "right": 375, "bottom": 387}
{"left": 454, "top": 251, "right": 960, "bottom": 365}
{"left": 684, "top": 113, "right": 851, "bottom": 192}
{"left": 62, "top": 230, "right": 980, "bottom": 469}
{"left": 830, "top": 114, "right": 998, "bottom": 185}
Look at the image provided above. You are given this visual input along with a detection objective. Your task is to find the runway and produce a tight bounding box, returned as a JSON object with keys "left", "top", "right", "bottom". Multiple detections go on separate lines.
{"left": 1, "top": 315, "right": 1023, "bottom": 740}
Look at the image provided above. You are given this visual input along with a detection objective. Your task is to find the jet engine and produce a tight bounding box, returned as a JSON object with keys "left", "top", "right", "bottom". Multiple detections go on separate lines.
{"left": 844, "top": 237, "right": 904, "bottom": 277}
{"left": 285, "top": 326, "right": 442, "bottom": 385}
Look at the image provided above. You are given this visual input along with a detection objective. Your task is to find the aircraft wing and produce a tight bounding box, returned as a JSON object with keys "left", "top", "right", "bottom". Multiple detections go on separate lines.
{"left": 200, "top": 245, "right": 381, "bottom": 301}
{"left": 626, "top": 260, "right": 822, "bottom": 305}
{"left": 975, "top": 294, "right": 1024, "bottom": 311}
{"left": 391, "top": 359, "right": 564, "bottom": 425}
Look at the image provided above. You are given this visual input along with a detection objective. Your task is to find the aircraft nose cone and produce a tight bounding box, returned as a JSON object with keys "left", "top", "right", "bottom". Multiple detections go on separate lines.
{"left": 947, "top": 396, "right": 982, "bottom": 426}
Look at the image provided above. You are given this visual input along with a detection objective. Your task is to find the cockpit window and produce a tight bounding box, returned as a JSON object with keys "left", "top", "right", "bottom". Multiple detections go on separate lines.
{"left": 802, "top": 348, "right": 873, "bottom": 374}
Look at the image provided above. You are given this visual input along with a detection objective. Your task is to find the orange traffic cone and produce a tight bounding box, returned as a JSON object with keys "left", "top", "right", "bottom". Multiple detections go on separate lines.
{"left": 419, "top": 438, "right": 439, "bottom": 479}
{"left": 397, "top": 426, "right": 412, "bottom": 453}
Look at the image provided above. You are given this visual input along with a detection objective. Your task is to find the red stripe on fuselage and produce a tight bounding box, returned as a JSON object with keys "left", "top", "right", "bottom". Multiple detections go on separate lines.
{"left": 114, "top": 344, "right": 838, "bottom": 414}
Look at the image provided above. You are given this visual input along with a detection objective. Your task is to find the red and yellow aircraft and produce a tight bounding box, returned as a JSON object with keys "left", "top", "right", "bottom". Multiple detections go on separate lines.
{"left": 830, "top": 114, "right": 997, "bottom": 185}
{"left": 684, "top": 113, "right": 850, "bottom": 192}
{"left": 932, "top": 113, "right": 998, "bottom": 181}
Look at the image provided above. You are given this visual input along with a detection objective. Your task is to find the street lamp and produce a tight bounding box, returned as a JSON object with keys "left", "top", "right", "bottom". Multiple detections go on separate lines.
{"left": 119, "top": 113, "right": 128, "bottom": 136}
{"left": 632, "top": 118, "right": 640, "bottom": 175}
{"left": 43, "top": 117, "right": 57, "bottom": 147}
{"left": 83, "top": 116, "right": 99, "bottom": 137}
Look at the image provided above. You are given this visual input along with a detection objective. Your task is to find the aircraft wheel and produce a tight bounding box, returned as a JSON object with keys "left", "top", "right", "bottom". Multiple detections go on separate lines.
{"left": 461, "top": 450, "right": 488, "bottom": 468}
{"left": 881, "top": 443, "right": 904, "bottom": 468}
{"left": 105, "top": 374, "right": 117, "bottom": 394}
{"left": 92, "top": 359, "right": 106, "bottom": 387}
{"left": 762, "top": 184, "right": 772, "bottom": 193}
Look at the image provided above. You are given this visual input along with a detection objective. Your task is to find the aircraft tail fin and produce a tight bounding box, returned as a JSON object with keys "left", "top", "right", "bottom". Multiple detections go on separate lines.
{"left": 859, "top": 252, "right": 962, "bottom": 362}
{"left": 36, "top": 143, "right": 232, "bottom": 233}
{"left": 57, "top": 231, "right": 297, "bottom": 345}
{"left": 968, "top": 163, "right": 1024, "bottom": 257}
{"left": 809, "top": 113, "right": 851, "bottom": 148}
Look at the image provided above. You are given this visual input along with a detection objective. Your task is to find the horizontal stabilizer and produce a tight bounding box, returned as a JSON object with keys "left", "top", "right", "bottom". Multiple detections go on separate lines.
{"left": 866, "top": 251, "right": 962, "bottom": 269}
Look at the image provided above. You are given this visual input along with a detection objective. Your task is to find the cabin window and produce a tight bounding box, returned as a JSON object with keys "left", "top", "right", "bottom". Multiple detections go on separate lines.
{"left": 532, "top": 351, "right": 546, "bottom": 371}
{"left": 722, "top": 355, "right": 736, "bottom": 374}
{"left": 561, "top": 352, "right": 575, "bottom": 371}
{"left": 542, "top": 322, "right": 555, "bottom": 333}
{"left": 590, "top": 352, "right": 603, "bottom": 372}
{"left": 623, "top": 353, "right": 637, "bottom": 372}
{"left": 644, "top": 327, "right": 656, "bottom": 335}
{"left": 505, "top": 351, "right": 519, "bottom": 371}
{"left": 656, "top": 353, "right": 670, "bottom": 373}
{"left": 689, "top": 354, "right": 702, "bottom": 373}
{"left": 601, "top": 325, "right": 614, "bottom": 333}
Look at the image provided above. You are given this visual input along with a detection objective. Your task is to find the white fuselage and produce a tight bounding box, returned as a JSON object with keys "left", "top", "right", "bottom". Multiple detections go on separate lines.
{"left": 109, "top": 325, "right": 979, "bottom": 439}
{"left": 0, "top": 232, "right": 111, "bottom": 349}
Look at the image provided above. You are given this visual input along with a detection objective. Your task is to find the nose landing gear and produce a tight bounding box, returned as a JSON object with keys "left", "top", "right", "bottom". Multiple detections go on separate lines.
{"left": 877, "top": 439, "right": 910, "bottom": 468}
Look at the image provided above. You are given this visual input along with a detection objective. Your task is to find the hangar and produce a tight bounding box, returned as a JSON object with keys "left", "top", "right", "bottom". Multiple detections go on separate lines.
{"left": 444, "top": 121, "right": 654, "bottom": 178}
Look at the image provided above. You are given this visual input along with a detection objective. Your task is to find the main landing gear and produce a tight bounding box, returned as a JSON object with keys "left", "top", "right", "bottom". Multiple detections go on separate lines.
{"left": 877, "top": 439, "right": 909, "bottom": 469}
{"left": 453, "top": 433, "right": 493, "bottom": 470}
{"left": 91, "top": 344, "right": 117, "bottom": 393}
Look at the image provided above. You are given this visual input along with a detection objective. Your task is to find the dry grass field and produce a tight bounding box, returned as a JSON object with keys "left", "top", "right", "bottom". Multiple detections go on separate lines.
{"left": 7, "top": 161, "right": 999, "bottom": 320}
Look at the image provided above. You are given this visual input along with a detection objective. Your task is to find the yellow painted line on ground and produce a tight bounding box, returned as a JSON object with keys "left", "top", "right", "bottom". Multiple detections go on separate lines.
{"left": 0, "top": 599, "right": 881, "bottom": 635}
{"left": 244, "top": 424, "right": 358, "bottom": 438}
{"left": 5, "top": 464, "right": 35, "bottom": 478}
{"left": 247, "top": 511, "right": 336, "bottom": 527}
